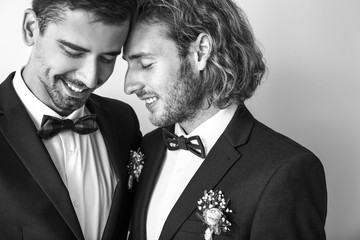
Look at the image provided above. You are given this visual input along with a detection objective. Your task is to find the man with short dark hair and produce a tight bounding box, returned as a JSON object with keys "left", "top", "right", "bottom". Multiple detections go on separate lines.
{"left": 0, "top": 0, "right": 141, "bottom": 239}
{"left": 124, "top": 0, "right": 327, "bottom": 239}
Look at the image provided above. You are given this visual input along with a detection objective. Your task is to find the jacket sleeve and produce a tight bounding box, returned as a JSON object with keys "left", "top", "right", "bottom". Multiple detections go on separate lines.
{"left": 250, "top": 153, "right": 327, "bottom": 240}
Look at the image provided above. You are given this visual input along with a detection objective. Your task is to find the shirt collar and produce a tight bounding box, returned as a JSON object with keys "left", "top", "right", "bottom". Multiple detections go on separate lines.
{"left": 174, "top": 104, "right": 238, "bottom": 156}
{"left": 13, "top": 66, "right": 86, "bottom": 130}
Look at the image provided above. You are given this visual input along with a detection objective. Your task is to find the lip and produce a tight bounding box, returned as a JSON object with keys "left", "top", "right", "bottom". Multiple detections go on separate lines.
{"left": 62, "top": 79, "right": 89, "bottom": 98}
{"left": 139, "top": 95, "right": 159, "bottom": 110}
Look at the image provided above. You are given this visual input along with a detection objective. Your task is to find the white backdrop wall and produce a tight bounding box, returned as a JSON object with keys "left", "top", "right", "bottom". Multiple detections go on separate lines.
{"left": 1, "top": 1, "right": 359, "bottom": 240}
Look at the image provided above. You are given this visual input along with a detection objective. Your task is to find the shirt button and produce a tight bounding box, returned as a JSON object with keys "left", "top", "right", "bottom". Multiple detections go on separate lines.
{"left": 73, "top": 200, "right": 79, "bottom": 208}
{"left": 67, "top": 150, "right": 74, "bottom": 157}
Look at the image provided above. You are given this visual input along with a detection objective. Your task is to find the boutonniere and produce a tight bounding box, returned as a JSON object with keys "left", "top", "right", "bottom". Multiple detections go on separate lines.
{"left": 127, "top": 148, "right": 145, "bottom": 190}
{"left": 196, "top": 190, "right": 233, "bottom": 240}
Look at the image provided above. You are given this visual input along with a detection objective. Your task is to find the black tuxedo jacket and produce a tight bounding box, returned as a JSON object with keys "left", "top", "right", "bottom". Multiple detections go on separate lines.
{"left": 0, "top": 72, "right": 142, "bottom": 240}
{"left": 129, "top": 105, "right": 327, "bottom": 240}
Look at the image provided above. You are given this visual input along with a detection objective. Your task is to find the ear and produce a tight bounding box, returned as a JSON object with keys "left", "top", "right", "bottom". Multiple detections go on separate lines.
{"left": 190, "top": 33, "right": 212, "bottom": 71}
{"left": 22, "top": 9, "right": 39, "bottom": 46}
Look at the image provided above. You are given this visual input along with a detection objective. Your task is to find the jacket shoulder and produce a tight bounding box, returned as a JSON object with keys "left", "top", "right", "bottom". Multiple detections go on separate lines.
{"left": 252, "top": 120, "right": 317, "bottom": 157}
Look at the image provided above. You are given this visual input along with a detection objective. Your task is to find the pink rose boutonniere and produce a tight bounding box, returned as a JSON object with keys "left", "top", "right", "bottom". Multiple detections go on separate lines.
{"left": 196, "top": 190, "right": 233, "bottom": 240}
{"left": 127, "top": 148, "right": 145, "bottom": 190}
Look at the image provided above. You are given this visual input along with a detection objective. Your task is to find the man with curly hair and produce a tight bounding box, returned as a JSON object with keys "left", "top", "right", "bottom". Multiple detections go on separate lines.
{"left": 123, "top": 0, "right": 327, "bottom": 239}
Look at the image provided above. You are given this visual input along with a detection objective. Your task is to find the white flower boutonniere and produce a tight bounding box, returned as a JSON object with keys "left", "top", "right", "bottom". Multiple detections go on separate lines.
{"left": 196, "top": 190, "right": 233, "bottom": 240}
{"left": 127, "top": 148, "right": 145, "bottom": 190}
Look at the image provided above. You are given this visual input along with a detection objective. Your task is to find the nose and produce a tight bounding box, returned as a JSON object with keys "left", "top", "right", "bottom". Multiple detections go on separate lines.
{"left": 77, "top": 57, "right": 99, "bottom": 89}
{"left": 124, "top": 68, "right": 144, "bottom": 95}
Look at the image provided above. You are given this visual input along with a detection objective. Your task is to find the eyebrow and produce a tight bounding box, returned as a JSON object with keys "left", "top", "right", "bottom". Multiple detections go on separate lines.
{"left": 58, "top": 39, "right": 122, "bottom": 56}
{"left": 123, "top": 52, "right": 154, "bottom": 61}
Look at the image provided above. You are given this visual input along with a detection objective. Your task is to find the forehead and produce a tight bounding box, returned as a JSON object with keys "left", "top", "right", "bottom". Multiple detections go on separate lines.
{"left": 124, "top": 22, "right": 179, "bottom": 59}
{"left": 44, "top": 10, "right": 129, "bottom": 52}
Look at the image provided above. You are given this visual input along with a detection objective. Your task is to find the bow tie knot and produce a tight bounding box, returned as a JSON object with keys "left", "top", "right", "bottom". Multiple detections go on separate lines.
{"left": 37, "top": 114, "right": 99, "bottom": 139}
{"left": 62, "top": 119, "right": 76, "bottom": 130}
{"left": 176, "top": 136, "right": 188, "bottom": 150}
{"left": 162, "top": 128, "right": 206, "bottom": 159}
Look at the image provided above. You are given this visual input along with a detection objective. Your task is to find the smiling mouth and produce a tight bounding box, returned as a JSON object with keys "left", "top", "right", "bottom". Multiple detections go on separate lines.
{"left": 61, "top": 79, "right": 88, "bottom": 94}
{"left": 66, "top": 81, "right": 84, "bottom": 93}
{"left": 144, "top": 97, "right": 158, "bottom": 104}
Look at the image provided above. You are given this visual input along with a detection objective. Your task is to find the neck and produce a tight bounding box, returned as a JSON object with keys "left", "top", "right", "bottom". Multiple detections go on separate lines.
{"left": 179, "top": 104, "right": 220, "bottom": 134}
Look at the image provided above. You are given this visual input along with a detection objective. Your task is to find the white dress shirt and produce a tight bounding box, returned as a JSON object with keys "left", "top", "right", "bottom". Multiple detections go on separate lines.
{"left": 146, "top": 104, "right": 238, "bottom": 240}
{"left": 13, "top": 67, "right": 118, "bottom": 240}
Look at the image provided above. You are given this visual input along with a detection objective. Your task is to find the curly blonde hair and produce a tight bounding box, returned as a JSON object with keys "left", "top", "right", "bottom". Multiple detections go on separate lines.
{"left": 135, "top": 0, "right": 266, "bottom": 108}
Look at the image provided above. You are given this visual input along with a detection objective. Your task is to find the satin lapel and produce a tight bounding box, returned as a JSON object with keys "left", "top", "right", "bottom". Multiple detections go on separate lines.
{"left": 131, "top": 128, "right": 167, "bottom": 240}
{"left": 0, "top": 75, "right": 84, "bottom": 240}
{"left": 159, "top": 106, "right": 255, "bottom": 240}
{"left": 86, "top": 97, "right": 125, "bottom": 181}
{"left": 159, "top": 136, "right": 240, "bottom": 240}
{"left": 85, "top": 97, "right": 128, "bottom": 240}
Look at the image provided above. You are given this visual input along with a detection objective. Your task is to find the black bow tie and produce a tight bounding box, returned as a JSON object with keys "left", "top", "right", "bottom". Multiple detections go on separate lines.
{"left": 162, "top": 128, "right": 206, "bottom": 159}
{"left": 37, "top": 114, "right": 98, "bottom": 140}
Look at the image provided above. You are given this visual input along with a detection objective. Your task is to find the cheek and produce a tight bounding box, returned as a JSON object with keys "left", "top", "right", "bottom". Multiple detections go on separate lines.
{"left": 159, "top": 65, "right": 179, "bottom": 89}
{"left": 51, "top": 59, "right": 76, "bottom": 74}
{"left": 157, "top": 77, "right": 174, "bottom": 99}
{"left": 39, "top": 42, "right": 88, "bottom": 77}
{"left": 38, "top": 53, "right": 77, "bottom": 77}
{"left": 35, "top": 40, "right": 66, "bottom": 70}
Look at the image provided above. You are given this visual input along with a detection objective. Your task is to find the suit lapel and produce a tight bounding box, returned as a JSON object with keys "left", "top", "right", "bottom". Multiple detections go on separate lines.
{"left": 86, "top": 97, "right": 126, "bottom": 181}
{"left": 86, "top": 97, "right": 129, "bottom": 240}
{"left": 159, "top": 106, "right": 255, "bottom": 240}
{"left": 131, "top": 128, "right": 167, "bottom": 240}
{"left": 0, "top": 74, "right": 84, "bottom": 240}
{"left": 159, "top": 136, "right": 240, "bottom": 240}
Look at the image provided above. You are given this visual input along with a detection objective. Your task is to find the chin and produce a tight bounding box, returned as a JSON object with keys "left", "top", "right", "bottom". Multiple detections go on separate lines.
{"left": 150, "top": 116, "right": 169, "bottom": 128}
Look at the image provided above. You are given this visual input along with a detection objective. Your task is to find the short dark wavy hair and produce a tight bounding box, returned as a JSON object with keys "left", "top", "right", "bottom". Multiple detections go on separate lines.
{"left": 135, "top": 0, "right": 266, "bottom": 107}
{"left": 32, "top": 0, "right": 136, "bottom": 34}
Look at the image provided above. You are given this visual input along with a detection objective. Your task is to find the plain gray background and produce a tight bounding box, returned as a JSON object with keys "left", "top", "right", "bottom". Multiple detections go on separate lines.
{"left": 1, "top": 1, "right": 359, "bottom": 239}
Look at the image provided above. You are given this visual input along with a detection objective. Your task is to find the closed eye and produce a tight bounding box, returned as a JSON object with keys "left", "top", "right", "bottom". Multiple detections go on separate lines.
{"left": 63, "top": 50, "right": 84, "bottom": 59}
{"left": 99, "top": 55, "right": 117, "bottom": 64}
{"left": 142, "top": 63, "right": 153, "bottom": 69}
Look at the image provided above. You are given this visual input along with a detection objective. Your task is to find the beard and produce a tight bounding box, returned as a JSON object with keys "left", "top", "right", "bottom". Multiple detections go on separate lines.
{"left": 41, "top": 72, "right": 90, "bottom": 115}
{"left": 150, "top": 57, "right": 206, "bottom": 127}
